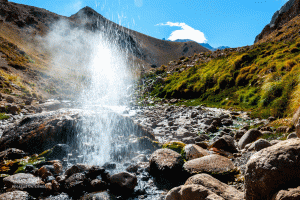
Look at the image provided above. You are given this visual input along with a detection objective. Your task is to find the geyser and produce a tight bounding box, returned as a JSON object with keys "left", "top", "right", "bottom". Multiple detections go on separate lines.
{"left": 44, "top": 18, "right": 137, "bottom": 166}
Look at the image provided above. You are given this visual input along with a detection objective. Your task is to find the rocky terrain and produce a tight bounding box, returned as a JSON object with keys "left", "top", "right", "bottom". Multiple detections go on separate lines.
{"left": 0, "top": 101, "right": 299, "bottom": 199}
{"left": 1, "top": 0, "right": 300, "bottom": 199}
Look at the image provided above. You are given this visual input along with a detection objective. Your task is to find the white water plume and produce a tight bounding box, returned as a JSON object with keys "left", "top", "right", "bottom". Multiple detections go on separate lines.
{"left": 44, "top": 18, "right": 136, "bottom": 166}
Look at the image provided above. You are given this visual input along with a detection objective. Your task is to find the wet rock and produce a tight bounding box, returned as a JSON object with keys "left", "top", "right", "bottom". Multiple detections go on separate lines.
{"left": 46, "top": 144, "right": 70, "bottom": 160}
{"left": 210, "top": 135, "right": 238, "bottom": 153}
{"left": 3, "top": 173, "right": 45, "bottom": 191}
{"left": 272, "top": 186, "right": 300, "bottom": 200}
{"left": 165, "top": 184, "right": 224, "bottom": 200}
{"left": 149, "top": 148, "right": 184, "bottom": 178}
{"left": 183, "top": 154, "right": 235, "bottom": 175}
{"left": 184, "top": 144, "right": 209, "bottom": 160}
{"left": 80, "top": 191, "right": 111, "bottom": 200}
{"left": 287, "top": 132, "right": 297, "bottom": 139}
{"left": 38, "top": 166, "right": 53, "bottom": 180}
{"left": 64, "top": 173, "right": 88, "bottom": 194}
{"left": 102, "top": 162, "right": 116, "bottom": 170}
{"left": 221, "top": 119, "right": 233, "bottom": 126}
{"left": 0, "top": 111, "right": 78, "bottom": 154}
{"left": 185, "top": 174, "right": 244, "bottom": 200}
{"left": 90, "top": 179, "right": 107, "bottom": 191}
{"left": 6, "top": 104, "right": 19, "bottom": 115}
{"left": 126, "top": 164, "right": 139, "bottom": 173}
{"left": 195, "top": 134, "right": 210, "bottom": 142}
{"left": 181, "top": 136, "right": 195, "bottom": 144}
{"left": 195, "top": 141, "right": 209, "bottom": 149}
{"left": 238, "top": 129, "right": 262, "bottom": 149}
{"left": 44, "top": 193, "right": 69, "bottom": 200}
{"left": 0, "top": 148, "right": 26, "bottom": 161}
{"left": 0, "top": 191, "right": 30, "bottom": 200}
{"left": 247, "top": 139, "right": 271, "bottom": 151}
{"left": 51, "top": 180, "right": 60, "bottom": 192}
{"left": 64, "top": 164, "right": 91, "bottom": 178}
{"left": 234, "top": 130, "right": 246, "bottom": 141}
{"left": 245, "top": 139, "right": 300, "bottom": 200}
{"left": 109, "top": 172, "right": 137, "bottom": 195}
{"left": 86, "top": 166, "right": 106, "bottom": 180}
{"left": 205, "top": 125, "right": 218, "bottom": 133}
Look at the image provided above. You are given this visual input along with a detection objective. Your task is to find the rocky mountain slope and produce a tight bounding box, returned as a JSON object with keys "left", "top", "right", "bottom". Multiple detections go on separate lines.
{"left": 255, "top": 0, "right": 300, "bottom": 43}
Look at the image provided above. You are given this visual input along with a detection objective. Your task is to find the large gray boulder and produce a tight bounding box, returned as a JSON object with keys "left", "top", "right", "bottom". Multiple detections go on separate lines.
{"left": 3, "top": 173, "right": 44, "bottom": 191}
{"left": 245, "top": 138, "right": 300, "bottom": 200}
{"left": 165, "top": 184, "right": 224, "bottom": 200}
{"left": 183, "top": 154, "right": 235, "bottom": 174}
{"left": 247, "top": 139, "right": 271, "bottom": 152}
{"left": 238, "top": 129, "right": 262, "bottom": 149}
{"left": 185, "top": 174, "right": 244, "bottom": 200}
{"left": 0, "top": 191, "right": 30, "bottom": 200}
{"left": 149, "top": 148, "right": 184, "bottom": 177}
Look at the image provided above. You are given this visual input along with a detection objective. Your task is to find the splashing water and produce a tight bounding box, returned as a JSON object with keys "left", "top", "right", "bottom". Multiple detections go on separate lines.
{"left": 76, "top": 30, "right": 135, "bottom": 166}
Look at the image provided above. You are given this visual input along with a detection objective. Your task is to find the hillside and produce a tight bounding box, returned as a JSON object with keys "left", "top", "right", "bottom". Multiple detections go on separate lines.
{"left": 142, "top": 4, "right": 300, "bottom": 120}
{"left": 0, "top": 1, "right": 209, "bottom": 104}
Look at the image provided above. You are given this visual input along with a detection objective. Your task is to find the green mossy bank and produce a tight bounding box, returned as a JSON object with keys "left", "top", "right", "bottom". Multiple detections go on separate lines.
{"left": 144, "top": 38, "right": 300, "bottom": 119}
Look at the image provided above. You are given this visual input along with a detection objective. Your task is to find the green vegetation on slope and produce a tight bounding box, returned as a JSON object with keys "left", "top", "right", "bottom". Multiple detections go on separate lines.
{"left": 146, "top": 38, "right": 300, "bottom": 119}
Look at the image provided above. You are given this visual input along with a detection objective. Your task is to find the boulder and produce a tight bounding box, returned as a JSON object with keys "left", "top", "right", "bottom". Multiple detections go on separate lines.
{"left": 46, "top": 144, "right": 70, "bottom": 160}
{"left": 234, "top": 130, "right": 246, "bottom": 141}
{"left": 287, "top": 132, "right": 297, "bottom": 139}
{"left": 272, "top": 186, "right": 300, "bottom": 200}
{"left": 184, "top": 154, "right": 235, "bottom": 175}
{"left": 238, "top": 129, "right": 262, "bottom": 149}
{"left": 65, "top": 164, "right": 91, "bottom": 178}
{"left": 0, "top": 191, "right": 30, "bottom": 200}
{"left": 210, "top": 135, "right": 238, "bottom": 153}
{"left": 109, "top": 172, "right": 137, "bottom": 195}
{"left": 37, "top": 166, "right": 53, "bottom": 180}
{"left": 245, "top": 139, "right": 300, "bottom": 200}
{"left": 247, "top": 139, "right": 271, "bottom": 151}
{"left": 184, "top": 144, "right": 209, "bottom": 160}
{"left": 185, "top": 174, "right": 244, "bottom": 200}
{"left": 44, "top": 193, "right": 69, "bottom": 200}
{"left": 0, "top": 148, "right": 26, "bottom": 161}
{"left": 64, "top": 173, "right": 88, "bottom": 193}
{"left": 149, "top": 148, "right": 184, "bottom": 177}
{"left": 165, "top": 184, "right": 224, "bottom": 200}
{"left": 195, "top": 134, "right": 210, "bottom": 142}
{"left": 3, "top": 173, "right": 45, "bottom": 191}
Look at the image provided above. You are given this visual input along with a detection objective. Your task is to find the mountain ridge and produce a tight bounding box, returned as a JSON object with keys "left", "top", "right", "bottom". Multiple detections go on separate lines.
{"left": 173, "top": 39, "right": 230, "bottom": 51}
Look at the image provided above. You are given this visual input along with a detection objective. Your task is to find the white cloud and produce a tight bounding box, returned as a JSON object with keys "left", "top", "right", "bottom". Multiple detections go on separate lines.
{"left": 157, "top": 22, "right": 207, "bottom": 43}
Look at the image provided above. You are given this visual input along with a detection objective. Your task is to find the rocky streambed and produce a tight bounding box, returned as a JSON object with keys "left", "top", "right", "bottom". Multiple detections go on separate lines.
{"left": 0, "top": 101, "right": 299, "bottom": 199}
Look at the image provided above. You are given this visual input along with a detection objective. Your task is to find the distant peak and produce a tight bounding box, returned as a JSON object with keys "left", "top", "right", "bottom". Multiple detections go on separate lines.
{"left": 71, "top": 6, "right": 103, "bottom": 18}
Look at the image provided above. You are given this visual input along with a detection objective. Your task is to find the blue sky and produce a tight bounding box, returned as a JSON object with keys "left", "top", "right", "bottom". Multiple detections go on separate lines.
{"left": 11, "top": 0, "right": 289, "bottom": 48}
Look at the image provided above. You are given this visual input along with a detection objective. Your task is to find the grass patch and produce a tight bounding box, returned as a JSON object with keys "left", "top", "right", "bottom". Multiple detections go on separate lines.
{"left": 146, "top": 38, "right": 300, "bottom": 119}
